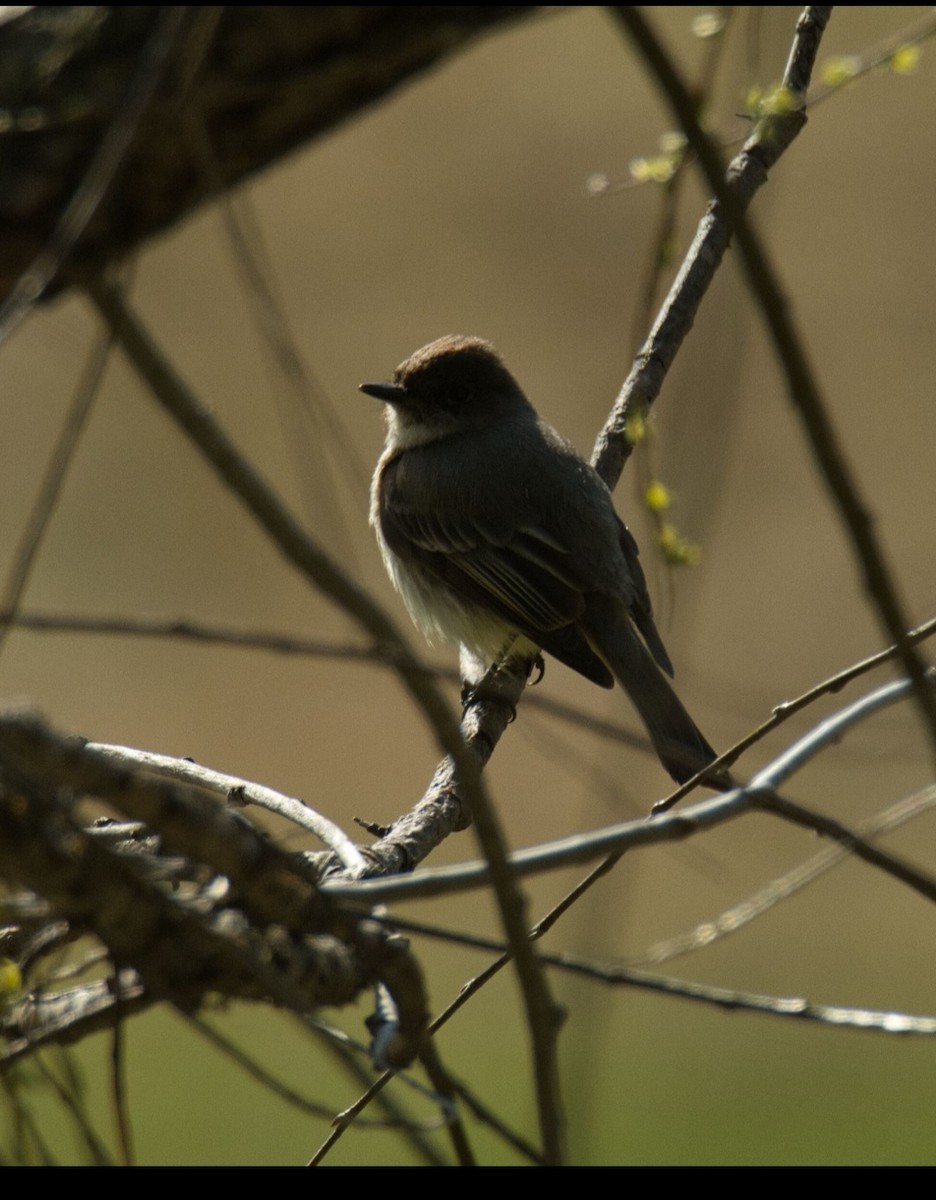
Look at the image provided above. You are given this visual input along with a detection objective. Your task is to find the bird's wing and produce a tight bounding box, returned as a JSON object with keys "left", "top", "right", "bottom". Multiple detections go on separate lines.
{"left": 379, "top": 458, "right": 613, "bottom": 685}
{"left": 384, "top": 500, "right": 583, "bottom": 630}
{"left": 615, "top": 517, "right": 674, "bottom": 677}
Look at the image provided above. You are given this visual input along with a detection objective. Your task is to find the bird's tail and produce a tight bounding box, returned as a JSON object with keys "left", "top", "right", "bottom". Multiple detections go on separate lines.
{"left": 592, "top": 606, "right": 722, "bottom": 786}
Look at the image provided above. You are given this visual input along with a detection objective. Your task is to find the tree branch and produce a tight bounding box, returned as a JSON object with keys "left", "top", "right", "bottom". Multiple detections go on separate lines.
{"left": 0, "top": 7, "right": 536, "bottom": 305}
{"left": 611, "top": 5, "right": 936, "bottom": 760}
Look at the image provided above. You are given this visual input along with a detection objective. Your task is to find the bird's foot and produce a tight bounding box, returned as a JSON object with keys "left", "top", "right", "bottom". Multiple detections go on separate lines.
{"left": 461, "top": 678, "right": 517, "bottom": 723}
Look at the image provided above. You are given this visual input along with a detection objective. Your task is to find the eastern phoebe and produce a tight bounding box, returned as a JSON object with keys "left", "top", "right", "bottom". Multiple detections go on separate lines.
{"left": 361, "top": 335, "right": 718, "bottom": 785}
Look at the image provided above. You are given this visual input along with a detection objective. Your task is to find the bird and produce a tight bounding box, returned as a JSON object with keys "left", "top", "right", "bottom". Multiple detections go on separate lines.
{"left": 360, "top": 334, "right": 719, "bottom": 785}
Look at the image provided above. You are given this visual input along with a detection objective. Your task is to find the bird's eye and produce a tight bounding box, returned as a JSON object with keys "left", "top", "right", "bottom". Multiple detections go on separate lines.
{"left": 448, "top": 383, "right": 471, "bottom": 406}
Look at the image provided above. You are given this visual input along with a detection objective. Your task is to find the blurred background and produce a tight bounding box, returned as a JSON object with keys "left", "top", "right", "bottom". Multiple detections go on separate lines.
{"left": 1, "top": 6, "right": 935, "bottom": 1165}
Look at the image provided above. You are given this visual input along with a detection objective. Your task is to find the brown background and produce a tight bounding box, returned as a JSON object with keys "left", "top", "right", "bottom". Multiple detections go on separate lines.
{"left": 2, "top": 7, "right": 934, "bottom": 1165}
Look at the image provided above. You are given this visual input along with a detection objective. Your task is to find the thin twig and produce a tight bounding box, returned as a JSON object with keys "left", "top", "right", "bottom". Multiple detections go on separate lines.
{"left": 110, "top": 980, "right": 134, "bottom": 1166}
{"left": 33, "top": 1053, "right": 113, "bottom": 1165}
{"left": 612, "top": 5, "right": 936, "bottom": 761}
{"left": 12, "top": 609, "right": 935, "bottom": 778}
{"left": 310, "top": 859, "right": 596, "bottom": 1166}
{"left": 326, "top": 675, "right": 936, "bottom": 906}
{"left": 653, "top": 614, "right": 936, "bottom": 813}
{"left": 292, "top": 1018, "right": 448, "bottom": 1167}
{"left": 320, "top": 913, "right": 936, "bottom": 1036}
{"left": 638, "top": 785, "right": 936, "bottom": 966}
{"left": 750, "top": 675, "right": 932, "bottom": 789}
{"left": 540, "top": 956, "right": 936, "bottom": 1035}
{"left": 0, "top": 331, "right": 113, "bottom": 660}
{"left": 6, "top": 609, "right": 663, "bottom": 753}
{"left": 593, "top": 11, "right": 936, "bottom": 199}
{"left": 417, "top": 1041, "right": 476, "bottom": 1167}
{"left": 179, "top": 100, "right": 368, "bottom": 562}
{"left": 807, "top": 9, "right": 936, "bottom": 108}
{"left": 87, "top": 741, "right": 367, "bottom": 876}
{"left": 184, "top": 1013, "right": 413, "bottom": 1125}
{"left": 593, "top": 6, "right": 830, "bottom": 486}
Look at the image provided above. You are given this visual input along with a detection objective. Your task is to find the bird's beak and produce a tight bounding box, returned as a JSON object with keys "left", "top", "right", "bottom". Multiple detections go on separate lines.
{"left": 359, "top": 381, "right": 407, "bottom": 404}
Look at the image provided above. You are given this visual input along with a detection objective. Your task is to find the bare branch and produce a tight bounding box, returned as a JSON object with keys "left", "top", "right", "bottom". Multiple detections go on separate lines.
{"left": 86, "top": 741, "right": 367, "bottom": 876}
{"left": 0, "top": 8, "right": 537, "bottom": 304}
{"left": 639, "top": 785, "right": 936, "bottom": 966}
{"left": 595, "top": 6, "right": 830, "bottom": 486}
{"left": 612, "top": 5, "right": 936, "bottom": 758}
{"left": 0, "top": 331, "right": 112, "bottom": 657}
{"left": 654, "top": 614, "right": 936, "bottom": 814}
{"left": 542, "top": 956, "right": 936, "bottom": 1037}
{"left": 0, "top": 709, "right": 433, "bottom": 1068}
{"left": 326, "top": 676, "right": 936, "bottom": 907}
